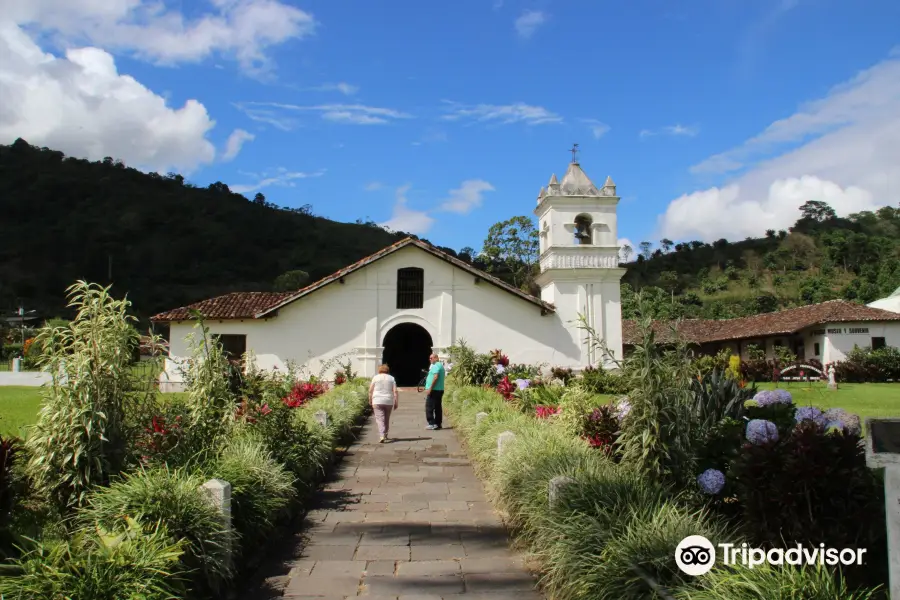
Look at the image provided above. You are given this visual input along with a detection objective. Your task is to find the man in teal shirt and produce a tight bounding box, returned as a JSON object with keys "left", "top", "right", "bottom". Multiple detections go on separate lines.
{"left": 424, "top": 353, "right": 445, "bottom": 430}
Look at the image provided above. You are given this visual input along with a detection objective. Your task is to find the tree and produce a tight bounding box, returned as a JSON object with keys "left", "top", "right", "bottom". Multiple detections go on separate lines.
{"left": 273, "top": 270, "right": 310, "bottom": 292}
{"left": 765, "top": 229, "right": 776, "bottom": 239}
{"left": 253, "top": 193, "right": 266, "bottom": 206}
{"left": 659, "top": 238, "right": 673, "bottom": 253}
{"left": 458, "top": 246, "right": 475, "bottom": 263}
{"left": 639, "top": 241, "right": 652, "bottom": 260}
{"left": 658, "top": 271, "right": 679, "bottom": 303}
{"left": 620, "top": 244, "right": 633, "bottom": 263}
{"left": 799, "top": 200, "right": 837, "bottom": 222}
{"left": 481, "top": 216, "right": 540, "bottom": 289}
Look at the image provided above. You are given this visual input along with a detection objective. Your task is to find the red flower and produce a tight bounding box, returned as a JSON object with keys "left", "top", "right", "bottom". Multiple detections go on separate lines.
{"left": 283, "top": 380, "right": 327, "bottom": 407}
{"left": 535, "top": 405, "right": 561, "bottom": 419}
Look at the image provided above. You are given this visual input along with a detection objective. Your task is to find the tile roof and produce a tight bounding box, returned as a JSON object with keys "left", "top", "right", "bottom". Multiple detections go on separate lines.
{"left": 151, "top": 237, "right": 555, "bottom": 322}
{"left": 622, "top": 299, "right": 900, "bottom": 345}
{"left": 151, "top": 292, "right": 294, "bottom": 322}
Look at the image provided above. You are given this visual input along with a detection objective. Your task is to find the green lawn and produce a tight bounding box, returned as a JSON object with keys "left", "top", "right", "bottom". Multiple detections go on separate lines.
{"left": 755, "top": 381, "right": 900, "bottom": 424}
{"left": 0, "top": 387, "right": 187, "bottom": 438}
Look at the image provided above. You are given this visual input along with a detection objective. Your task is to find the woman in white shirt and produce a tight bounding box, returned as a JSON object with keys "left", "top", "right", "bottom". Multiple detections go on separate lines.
{"left": 369, "top": 364, "right": 399, "bottom": 443}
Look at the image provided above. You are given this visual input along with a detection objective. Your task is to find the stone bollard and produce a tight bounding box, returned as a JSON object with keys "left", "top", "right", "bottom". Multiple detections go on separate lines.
{"left": 453, "top": 390, "right": 460, "bottom": 402}
{"left": 201, "top": 479, "right": 233, "bottom": 567}
{"left": 11, "top": 357, "right": 21, "bottom": 373}
{"left": 548, "top": 475, "right": 577, "bottom": 509}
{"left": 497, "top": 431, "right": 515, "bottom": 457}
{"left": 475, "top": 412, "right": 489, "bottom": 425}
{"left": 336, "top": 398, "right": 346, "bottom": 408}
{"left": 315, "top": 410, "right": 330, "bottom": 428}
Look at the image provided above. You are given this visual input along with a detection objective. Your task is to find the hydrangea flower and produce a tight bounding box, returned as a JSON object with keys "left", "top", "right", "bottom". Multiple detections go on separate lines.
{"left": 495, "top": 364, "right": 505, "bottom": 374}
{"left": 794, "top": 406, "right": 828, "bottom": 427}
{"left": 746, "top": 419, "right": 779, "bottom": 445}
{"left": 697, "top": 469, "right": 726, "bottom": 495}
{"left": 614, "top": 397, "right": 631, "bottom": 420}
{"left": 515, "top": 378, "right": 530, "bottom": 390}
{"left": 753, "top": 389, "right": 792, "bottom": 407}
{"left": 823, "top": 408, "right": 862, "bottom": 435}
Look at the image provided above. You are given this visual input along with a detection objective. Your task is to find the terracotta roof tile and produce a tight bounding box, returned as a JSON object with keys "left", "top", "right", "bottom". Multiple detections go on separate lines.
{"left": 622, "top": 299, "right": 900, "bottom": 345}
{"left": 151, "top": 237, "right": 554, "bottom": 322}
{"left": 151, "top": 291, "right": 293, "bottom": 322}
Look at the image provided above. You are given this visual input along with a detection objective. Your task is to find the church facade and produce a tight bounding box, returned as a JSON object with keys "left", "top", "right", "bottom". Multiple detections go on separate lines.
{"left": 151, "top": 159, "right": 626, "bottom": 390}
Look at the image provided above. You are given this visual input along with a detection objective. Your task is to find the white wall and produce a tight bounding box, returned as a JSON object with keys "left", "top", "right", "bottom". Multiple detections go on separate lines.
{"left": 821, "top": 321, "right": 900, "bottom": 363}
{"left": 160, "top": 246, "right": 596, "bottom": 390}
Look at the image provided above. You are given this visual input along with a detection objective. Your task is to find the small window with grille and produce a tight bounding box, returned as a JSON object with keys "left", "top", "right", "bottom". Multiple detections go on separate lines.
{"left": 396, "top": 267, "right": 424, "bottom": 309}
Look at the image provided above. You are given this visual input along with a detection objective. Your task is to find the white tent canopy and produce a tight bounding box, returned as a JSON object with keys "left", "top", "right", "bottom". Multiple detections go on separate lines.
{"left": 868, "top": 285, "right": 900, "bottom": 314}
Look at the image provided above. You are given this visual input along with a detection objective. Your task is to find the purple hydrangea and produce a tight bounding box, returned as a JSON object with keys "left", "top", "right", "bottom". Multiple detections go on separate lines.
{"left": 753, "top": 389, "right": 793, "bottom": 407}
{"left": 697, "top": 469, "right": 726, "bottom": 495}
{"left": 515, "top": 378, "right": 530, "bottom": 390}
{"left": 495, "top": 364, "right": 505, "bottom": 374}
{"left": 746, "top": 419, "right": 779, "bottom": 445}
{"left": 794, "top": 406, "right": 828, "bottom": 427}
{"left": 823, "top": 408, "right": 862, "bottom": 435}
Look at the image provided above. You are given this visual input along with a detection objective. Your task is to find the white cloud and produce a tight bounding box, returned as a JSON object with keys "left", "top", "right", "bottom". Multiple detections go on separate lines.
{"left": 236, "top": 102, "right": 412, "bottom": 126}
{"left": 442, "top": 101, "right": 562, "bottom": 126}
{"left": 311, "top": 82, "right": 358, "bottom": 95}
{"left": 639, "top": 124, "right": 699, "bottom": 138}
{"left": 0, "top": 22, "right": 216, "bottom": 172}
{"left": 515, "top": 10, "right": 546, "bottom": 39}
{"left": 582, "top": 119, "right": 610, "bottom": 139}
{"left": 6, "top": 0, "right": 316, "bottom": 76}
{"left": 659, "top": 51, "right": 900, "bottom": 242}
{"left": 222, "top": 128, "right": 254, "bottom": 161}
{"left": 231, "top": 167, "right": 325, "bottom": 194}
{"left": 412, "top": 128, "right": 448, "bottom": 146}
{"left": 364, "top": 181, "right": 384, "bottom": 191}
{"left": 439, "top": 179, "right": 495, "bottom": 214}
{"left": 380, "top": 184, "right": 435, "bottom": 235}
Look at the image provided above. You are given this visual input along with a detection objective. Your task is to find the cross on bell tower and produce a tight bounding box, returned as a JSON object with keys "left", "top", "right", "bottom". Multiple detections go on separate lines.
{"left": 570, "top": 143, "right": 579, "bottom": 164}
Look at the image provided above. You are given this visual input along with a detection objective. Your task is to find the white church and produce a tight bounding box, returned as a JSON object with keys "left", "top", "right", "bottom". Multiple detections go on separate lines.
{"left": 151, "top": 157, "right": 625, "bottom": 389}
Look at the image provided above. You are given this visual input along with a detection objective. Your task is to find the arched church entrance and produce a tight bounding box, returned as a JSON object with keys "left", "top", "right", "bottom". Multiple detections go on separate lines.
{"left": 381, "top": 323, "right": 433, "bottom": 387}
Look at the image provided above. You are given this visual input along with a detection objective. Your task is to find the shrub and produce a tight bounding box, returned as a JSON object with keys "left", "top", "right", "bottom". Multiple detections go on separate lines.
{"left": 680, "top": 563, "right": 882, "bottom": 600}
{"left": 447, "top": 339, "right": 495, "bottom": 385}
{"left": 550, "top": 366, "right": 575, "bottom": 384}
{"left": 239, "top": 401, "right": 332, "bottom": 489}
{"left": 24, "top": 281, "right": 163, "bottom": 509}
{"left": 581, "top": 404, "right": 621, "bottom": 455}
{"left": 0, "top": 516, "right": 186, "bottom": 600}
{"left": 78, "top": 467, "right": 234, "bottom": 596}
{"left": 729, "top": 420, "right": 884, "bottom": 568}
{"left": 689, "top": 368, "right": 754, "bottom": 430}
{"left": 208, "top": 436, "right": 296, "bottom": 558}
{"left": 836, "top": 346, "right": 900, "bottom": 382}
{"left": 578, "top": 365, "right": 629, "bottom": 394}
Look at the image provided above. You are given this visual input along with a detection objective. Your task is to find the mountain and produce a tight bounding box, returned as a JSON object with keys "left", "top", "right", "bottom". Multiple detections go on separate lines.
{"left": 0, "top": 139, "right": 414, "bottom": 324}
{"left": 620, "top": 200, "right": 900, "bottom": 320}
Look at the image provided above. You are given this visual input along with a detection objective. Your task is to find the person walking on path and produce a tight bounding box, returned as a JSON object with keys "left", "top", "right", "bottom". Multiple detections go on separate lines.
{"left": 369, "top": 364, "right": 398, "bottom": 442}
{"left": 424, "top": 353, "right": 446, "bottom": 430}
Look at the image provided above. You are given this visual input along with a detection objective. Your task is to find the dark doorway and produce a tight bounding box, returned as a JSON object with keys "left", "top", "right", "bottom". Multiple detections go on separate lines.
{"left": 382, "top": 323, "right": 432, "bottom": 387}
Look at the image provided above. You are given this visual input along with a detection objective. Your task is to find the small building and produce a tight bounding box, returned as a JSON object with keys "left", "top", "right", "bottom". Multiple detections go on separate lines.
{"left": 868, "top": 285, "right": 900, "bottom": 314}
{"left": 151, "top": 157, "right": 627, "bottom": 391}
{"left": 622, "top": 299, "right": 900, "bottom": 364}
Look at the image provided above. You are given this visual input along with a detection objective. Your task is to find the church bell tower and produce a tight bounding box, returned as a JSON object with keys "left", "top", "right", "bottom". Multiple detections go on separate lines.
{"left": 533, "top": 146, "right": 626, "bottom": 367}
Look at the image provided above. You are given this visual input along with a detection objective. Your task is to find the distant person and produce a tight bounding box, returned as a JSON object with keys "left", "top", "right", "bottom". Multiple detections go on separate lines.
{"left": 369, "top": 364, "right": 399, "bottom": 443}
{"left": 424, "top": 353, "right": 445, "bottom": 430}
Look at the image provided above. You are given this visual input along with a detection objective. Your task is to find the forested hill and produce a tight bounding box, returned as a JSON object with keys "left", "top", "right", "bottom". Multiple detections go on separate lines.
{"left": 0, "top": 139, "right": 413, "bottom": 323}
{"left": 620, "top": 200, "right": 900, "bottom": 320}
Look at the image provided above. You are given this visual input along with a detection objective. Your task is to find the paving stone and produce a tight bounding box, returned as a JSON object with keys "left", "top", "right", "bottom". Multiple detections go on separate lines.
{"left": 410, "top": 544, "right": 466, "bottom": 560}
{"left": 428, "top": 500, "right": 470, "bottom": 511}
{"left": 396, "top": 560, "right": 460, "bottom": 577}
{"left": 283, "top": 574, "right": 360, "bottom": 596}
{"left": 354, "top": 545, "right": 410, "bottom": 561}
{"left": 309, "top": 560, "right": 366, "bottom": 578}
{"left": 459, "top": 557, "right": 525, "bottom": 574}
{"left": 302, "top": 544, "right": 357, "bottom": 561}
{"left": 365, "top": 560, "right": 397, "bottom": 576}
{"left": 359, "top": 532, "right": 409, "bottom": 546}
{"left": 465, "top": 572, "right": 539, "bottom": 592}
{"left": 361, "top": 574, "right": 464, "bottom": 596}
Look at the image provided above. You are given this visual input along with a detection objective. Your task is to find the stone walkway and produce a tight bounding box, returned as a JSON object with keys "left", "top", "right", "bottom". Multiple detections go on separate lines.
{"left": 250, "top": 389, "right": 544, "bottom": 599}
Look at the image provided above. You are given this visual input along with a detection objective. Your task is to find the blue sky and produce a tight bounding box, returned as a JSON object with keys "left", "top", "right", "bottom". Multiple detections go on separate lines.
{"left": 2, "top": 0, "right": 899, "bottom": 255}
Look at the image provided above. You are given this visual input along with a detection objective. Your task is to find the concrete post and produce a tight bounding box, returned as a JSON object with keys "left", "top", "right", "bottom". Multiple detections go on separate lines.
{"left": 476, "top": 412, "right": 488, "bottom": 425}
{"left": 11, "top": 358, "right": 21, "bottom": 373}
{"left": 336, "top": 398, "right": 346, "bottom": 408}
{"left": 497, "top": 431, "right": 515, "bottom": 457}
{"left": 200, "top": 478, "right": 232, "bottom": 567}
{"left": 549, "top": 475, "right": 577, "bottom": 509}
{"left": 315, "top": 410, "right": 330, "bottom": 428}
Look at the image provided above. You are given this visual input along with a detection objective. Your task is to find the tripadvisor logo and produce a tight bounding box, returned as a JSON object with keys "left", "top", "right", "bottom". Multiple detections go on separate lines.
{"left": 675, "top": 536, "right": 867, "bottom": 576}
